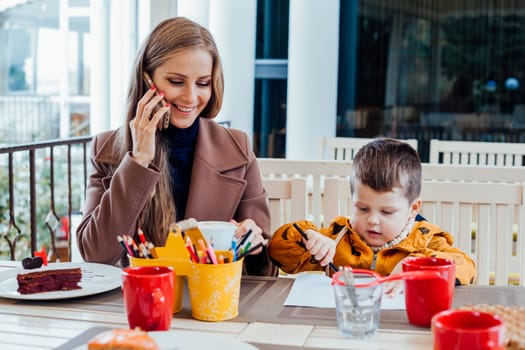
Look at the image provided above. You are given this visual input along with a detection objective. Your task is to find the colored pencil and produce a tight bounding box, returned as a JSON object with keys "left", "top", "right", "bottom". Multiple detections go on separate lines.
{"left": 293, "top": 223, "right": 338, "bottom": 273}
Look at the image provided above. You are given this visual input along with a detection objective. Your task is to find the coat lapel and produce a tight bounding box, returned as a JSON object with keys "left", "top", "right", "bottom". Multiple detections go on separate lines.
{"left": 185, "top": 118, "right": 249, "bottom": 220}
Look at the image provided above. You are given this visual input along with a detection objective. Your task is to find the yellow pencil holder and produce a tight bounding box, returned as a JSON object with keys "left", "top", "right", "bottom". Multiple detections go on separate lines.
{"left": 187, "top": 251, "right": 244, "bottom": 322}
{"left": 128, "top": 225, "right": 201, "bottom": 314}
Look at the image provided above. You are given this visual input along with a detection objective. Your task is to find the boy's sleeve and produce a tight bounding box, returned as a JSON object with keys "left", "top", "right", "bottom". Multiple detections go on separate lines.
{"left": 423, "top": 234, "right": 477, "bottom": 285}
{"left": 267, "top": 220, "right": 322, "bottom": 274}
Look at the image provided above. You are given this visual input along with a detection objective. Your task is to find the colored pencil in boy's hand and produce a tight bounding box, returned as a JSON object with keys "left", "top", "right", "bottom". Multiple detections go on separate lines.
{"left": 292, "top": 223, "right": 309, "bottom": 241}
{"left": 328, "top": 262, "right": 338, "bottom": 273}
{"left": 293, "top": 223, "right": 338, "bottom": 273}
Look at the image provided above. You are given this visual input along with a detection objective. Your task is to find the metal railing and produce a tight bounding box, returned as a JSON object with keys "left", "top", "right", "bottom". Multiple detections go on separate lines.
{"left": 0, "top": 136, "right": 93, "bottom": 261}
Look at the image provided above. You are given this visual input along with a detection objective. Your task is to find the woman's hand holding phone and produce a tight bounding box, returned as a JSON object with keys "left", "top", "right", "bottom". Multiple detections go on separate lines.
{"left": 130, "top": 86, "right": 170, "bottom": 167}
{"left": 143, "top": 72, "right": 171, "bottom": 130}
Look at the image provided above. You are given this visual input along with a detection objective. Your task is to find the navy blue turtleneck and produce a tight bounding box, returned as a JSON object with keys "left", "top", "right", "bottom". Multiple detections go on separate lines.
{"left": 161, "top": 119, "right": 199, "bottom": 221}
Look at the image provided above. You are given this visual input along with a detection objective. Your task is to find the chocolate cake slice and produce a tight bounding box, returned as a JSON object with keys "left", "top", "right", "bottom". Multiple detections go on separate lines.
{"left": 17, "top": 268, "right": 82, "bottom": 294}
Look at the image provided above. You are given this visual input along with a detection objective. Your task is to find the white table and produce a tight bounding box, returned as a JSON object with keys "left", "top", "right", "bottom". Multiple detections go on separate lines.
{"left": 1, "top": 260, "right": 520, "bottom": 350}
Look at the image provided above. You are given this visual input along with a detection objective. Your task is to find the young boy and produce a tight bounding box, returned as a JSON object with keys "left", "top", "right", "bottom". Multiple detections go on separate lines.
{"left": 268, "top": 138, "right": 476, "bottom": 286}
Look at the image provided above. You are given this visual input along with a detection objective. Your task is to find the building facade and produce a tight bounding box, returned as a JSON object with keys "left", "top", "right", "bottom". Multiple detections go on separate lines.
{"left": 1, "top": 0, "right": 525, "bottom": 161}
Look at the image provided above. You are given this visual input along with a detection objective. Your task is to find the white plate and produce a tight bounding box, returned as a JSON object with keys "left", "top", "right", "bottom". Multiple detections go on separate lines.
{"left": 75, "top": 330, "right": 258, "bottom": 350}
{"left": 0, "top": 262, "right": 122, "bottom": 300}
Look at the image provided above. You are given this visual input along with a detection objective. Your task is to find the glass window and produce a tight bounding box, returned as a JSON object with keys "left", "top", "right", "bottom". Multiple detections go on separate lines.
{"left": 254, "top": 0, "right": 289, "bottom": 158}
{"left": 68, "top": 16, "right": 90, "bottom": 96}
{"left": 5, "top": 24, "right": 37, "bottom": 93}
{"left": 0, "top": 0, "right": 91, "bottom": 144}
{"left": 253, "top": 79, "right": 288, "bottom": 157}
{"left": 338, "top": 1, "right": 525, "bottom": 161}
{"left": 255, "top": 0, "right": 289, "bottom": 59}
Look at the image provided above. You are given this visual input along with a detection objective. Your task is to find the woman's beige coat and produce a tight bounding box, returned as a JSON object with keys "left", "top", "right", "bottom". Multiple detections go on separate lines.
{"left": 76, "top": 118, "right": 276, "bottom": 276}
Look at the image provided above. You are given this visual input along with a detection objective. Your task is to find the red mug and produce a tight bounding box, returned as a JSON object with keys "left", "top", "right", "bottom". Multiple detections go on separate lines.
{"left": 122, "top": 266, "right": 174, "bottom": 331}
{"left": 432, "top": 309, "right": 505, "bottom": 350}
{"left": 402, "top": 257, "right": 455, "bottom": 327}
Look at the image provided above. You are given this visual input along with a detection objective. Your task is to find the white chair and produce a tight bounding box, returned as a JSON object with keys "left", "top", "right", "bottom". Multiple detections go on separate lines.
{"left": 258, "top": 158, "right": 351, "bottom": 227}
{"left": 422, "top": 163, "right": 525, "bottom": 183}
{"left": 420, "top": 181, "right": 524, "bottom": 286}
{"left": 323, "top": 176, "right": 353, "bottom": 221}
{"left": 429, "top": 139, "right": 525, "bottom": 166}
{"left": 425, "top": 149, "right": 525, "bottom": 262}
{"left": 318, "top": 137, "right": 418, "bottom": 161}
{"left": 322, "top": 177, "right": 525, "bottom": 286}
{"left": 263, "top": 177, "right": 308, "bottom": 234}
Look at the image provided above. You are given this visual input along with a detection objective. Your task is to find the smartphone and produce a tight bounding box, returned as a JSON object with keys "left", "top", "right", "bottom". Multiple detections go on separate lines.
{"left": 143, "top": 72, "right": 170, "bottom": 130}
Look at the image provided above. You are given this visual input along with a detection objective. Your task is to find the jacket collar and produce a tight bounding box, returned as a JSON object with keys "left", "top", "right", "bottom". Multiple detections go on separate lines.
{"left": 94, "top": 129, "right": 121, "bottom": 166}
{"left": 348, "top": 218, "right": 453, "bottom": 253}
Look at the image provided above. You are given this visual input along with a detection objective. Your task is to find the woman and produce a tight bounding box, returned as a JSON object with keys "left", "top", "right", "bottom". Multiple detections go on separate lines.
{"left": 77, "top": 17, "right": 276, "bottom": 276}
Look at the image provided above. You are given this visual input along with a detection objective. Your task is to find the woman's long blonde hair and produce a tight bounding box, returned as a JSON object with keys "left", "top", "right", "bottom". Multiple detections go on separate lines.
{"left": 115, "top": 17, "right": 224, "bottom": 246}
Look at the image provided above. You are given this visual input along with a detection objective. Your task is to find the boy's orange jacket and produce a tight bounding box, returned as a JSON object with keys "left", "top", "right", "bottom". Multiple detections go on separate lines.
{"left": 268, "top": 215, "right": 477, "bottom": 285}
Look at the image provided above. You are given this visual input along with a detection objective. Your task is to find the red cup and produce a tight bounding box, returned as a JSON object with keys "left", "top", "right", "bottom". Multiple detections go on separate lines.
{"left": 402, "top": 257, "right": 455, "bottom": 327}
{"left": 122, "top": 266, "right": 174, "bottom": 331}
{"left": 432, "top": 309, "right": 505, "bottom": 350}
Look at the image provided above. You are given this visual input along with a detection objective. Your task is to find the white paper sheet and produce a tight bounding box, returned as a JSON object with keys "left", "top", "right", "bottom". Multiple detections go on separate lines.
{"left": 283, "top": 272, "right": 406, "bottom": 310}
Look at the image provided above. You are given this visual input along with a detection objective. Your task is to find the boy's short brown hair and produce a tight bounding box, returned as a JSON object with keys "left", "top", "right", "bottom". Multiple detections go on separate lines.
{"left": 350, "top": 138, "right": 422, "bottom": 203}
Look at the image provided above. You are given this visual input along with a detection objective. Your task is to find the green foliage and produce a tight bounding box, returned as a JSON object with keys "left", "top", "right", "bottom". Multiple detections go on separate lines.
{"left": 0, "top": 145, "right": 86, "bottom": 260}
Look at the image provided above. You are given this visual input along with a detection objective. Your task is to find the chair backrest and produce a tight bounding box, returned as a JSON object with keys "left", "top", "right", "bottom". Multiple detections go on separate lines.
{"left": 422, "top": 163, "right": 525, "bottom": 183}
{"left": 323, "top": 176, "right": 353, "bottom": 221}
{"left": 429, "top": 139, "right": 525, "bottom": 166}
{"left": 259, "top": 158, "right": 525, "bottom": 224}
{"left": 258, "top": 158, "right": 351, "bottom": 226}
{"left": 263, "top": 177, "right": 308, "bottom": 234}
{"left": 322, "top": 177, "right": 525, "bottom": 286}
{"left": 318, "top": 137, "right": 418, "bottom": 160}
{"left": 420, "top": 181, "right": 524, "bottom": 286}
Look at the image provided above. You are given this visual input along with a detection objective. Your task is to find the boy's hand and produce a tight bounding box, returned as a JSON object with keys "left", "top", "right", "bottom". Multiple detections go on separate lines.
{"left": 384, "top": 258, "right": 406, "bottom": 297}
{"left": 383, "top": 280, "right": 404, "bottom": 297}
{"left": 303, "top": 229, "right": 336, "bottom": 267}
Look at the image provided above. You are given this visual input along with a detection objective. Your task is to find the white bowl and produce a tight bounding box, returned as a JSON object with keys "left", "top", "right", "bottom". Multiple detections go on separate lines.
{"left": 197, "top": 221, "right": 236, "bottom": 250}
